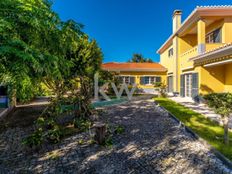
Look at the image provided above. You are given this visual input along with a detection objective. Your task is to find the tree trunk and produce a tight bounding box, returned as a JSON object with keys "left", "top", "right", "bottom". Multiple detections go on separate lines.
{"left": 223, "top": 117, "right": 229, "bottom": 145}
{"left": 11, "top": 89, "right": 17, "bottom": 107}
{"left": 94, "top": 122, "right": 106, "bottom": 145}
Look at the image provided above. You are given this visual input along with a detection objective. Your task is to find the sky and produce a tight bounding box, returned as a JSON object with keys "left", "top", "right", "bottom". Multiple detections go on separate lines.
{"left": 52, "top": 0, "right": 232, "bottom": 63}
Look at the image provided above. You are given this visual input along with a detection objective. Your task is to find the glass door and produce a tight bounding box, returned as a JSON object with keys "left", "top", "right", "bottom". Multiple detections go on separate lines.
{"left": 185, "top": 74, "right": 192, "bottom": 97}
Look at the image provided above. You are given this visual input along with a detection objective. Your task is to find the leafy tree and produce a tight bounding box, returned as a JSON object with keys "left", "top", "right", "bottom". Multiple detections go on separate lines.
{"left": 204, "top": 93, "right": 232, "bottom": 145}
{"left": 9, "top": 0, "right": 104, "bottom": 147}
{"left": 146, "top": 58, "right": 154, "bottom": 63}
{"left": 128, "top": 53, "right": 153, "bottom": 63}
{"left": 67, "top": 35, "right": 103, "bottom": 118}
{"left": 0, "top": 0, "right": 87, "bottom": 104}
{"left": 0, "top": 0, "right": 67, "bottom": 103}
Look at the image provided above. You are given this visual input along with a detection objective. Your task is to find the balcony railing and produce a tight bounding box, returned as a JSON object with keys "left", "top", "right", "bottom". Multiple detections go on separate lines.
{"left": 180, "top": 46, "right": 198, "bottom": 68}
{"left": 180, "top": 46, "right": 198, "bottom": 58}
{"left": 205, "top": 43, "right": 225, "bottom": 52}
{"left": 180, "top": 43, "right": 225, "bottom": 59}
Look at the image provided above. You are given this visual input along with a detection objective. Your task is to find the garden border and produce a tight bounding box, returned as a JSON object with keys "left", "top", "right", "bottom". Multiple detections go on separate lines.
{"left": 154, "top": 101, "right": 232, "bottom": 169}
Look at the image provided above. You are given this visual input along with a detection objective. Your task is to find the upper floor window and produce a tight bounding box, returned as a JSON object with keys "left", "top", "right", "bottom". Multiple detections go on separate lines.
{"left": 206, "top": 28, "right": 221, "bottom": 43}
{"left": 168, "top": 48, "right": 173, "bottom": 57}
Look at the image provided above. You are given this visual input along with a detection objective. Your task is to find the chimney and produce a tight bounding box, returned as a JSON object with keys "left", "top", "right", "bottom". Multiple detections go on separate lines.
{"left": 173, "top": 10, "right": 182, "bottom": 33}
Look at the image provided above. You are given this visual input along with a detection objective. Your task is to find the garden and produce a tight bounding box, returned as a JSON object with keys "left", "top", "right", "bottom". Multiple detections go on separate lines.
{"left": 155, "top": 93, "right": 232, "bottom": 161}
{"left": 0, "top": 0, "right": 232, "bottom": 173}
{"left": 0, "top": 0, "right": 124, "bottom": 149}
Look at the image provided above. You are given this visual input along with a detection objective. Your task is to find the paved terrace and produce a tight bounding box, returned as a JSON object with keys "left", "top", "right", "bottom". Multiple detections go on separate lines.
{"left": 0, "top": 99, "right": 231, "bottom": 173}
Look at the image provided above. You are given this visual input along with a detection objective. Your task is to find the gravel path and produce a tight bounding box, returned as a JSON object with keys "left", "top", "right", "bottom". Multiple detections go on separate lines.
{"left": 0, "top": 99, "right": 231, "bottom": 173}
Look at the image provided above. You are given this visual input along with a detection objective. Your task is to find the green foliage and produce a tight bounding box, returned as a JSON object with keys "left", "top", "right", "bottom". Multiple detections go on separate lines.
{"left": 0, "top": 0, "right": 67, "bottom": 102}
{"left": 45, "top": 125, "right": 62, "bottom": 144}
{"left": 3, "top": 0, "right": 103, "bottom": 149}
{"left": 98, "top": 70, "right": 119, "bottom": 87}
{"left": 154, "top": 82, "right": 162, "bottom": 88}
{"left": 22, "top": 129, "right": 43, "bottom": 147}
{"left": 114, "top": 125, "right": 125, "bottom": 134}
{"left": 73, "top": 117, "right": 92, "bottom": 132}
{"left": 204, "top": 93, "right": 232, "bottom": 145}
{"left": 104, "top": 135, "right": 113, "bottom": 147}
{"left": 128, "top": 53, "right": 153, "bottom": 63}
{"left": 0, "top": 0, "right": 98, "bottom": 103}
{"left": 155, "top": 98, "right": 232, "bottom": 160}
{"left": 204, "top": 93, "right": 232, "bottom": 117}
{"left": 154, "top": 82, "right": 167, "bottom": 98}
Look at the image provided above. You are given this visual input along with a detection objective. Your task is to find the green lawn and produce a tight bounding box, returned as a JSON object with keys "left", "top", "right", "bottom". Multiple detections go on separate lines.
{"left": 155, "top": 98, "right": 232, "bottom": 161}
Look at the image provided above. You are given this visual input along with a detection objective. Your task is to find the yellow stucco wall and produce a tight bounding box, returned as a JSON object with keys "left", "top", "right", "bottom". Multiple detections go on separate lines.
{"left": 199, "top": 65, "right": 225, "bottom": 95}
{"left": 119, "top": 71, "right": 167, "bottom": 89}
{"left": 225, "top": 63, "right": 232, "bottom": 92}
{"left": 179, "top": 34, "right": 197, "bottom": 54}
{"left": 159, "top": 16, "right": 232, "bottom": 96}
{"left": 222, "top": 18, "right": 232, "bottom": 43}
{"left": 160, "top": 45, "right": 174, "bottom": 73}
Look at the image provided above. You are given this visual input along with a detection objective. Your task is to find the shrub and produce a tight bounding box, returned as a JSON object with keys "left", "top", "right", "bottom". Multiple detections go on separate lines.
{"left": 114, "top": 125, "right": 125, "bottom": 134}
{"left": 45, "top": 125, "right": 62, "bottom": 144}
{"left": 154, "top": 82, "right": 167, "bottom": 98}
{"left": 73, "top": 117, "right": 92, "bottom": 132}
{"left": 204, "top": 93, "right": 232, "bottom": 144}
{"left": 22, "top": 129, "right": 43, "bottom": 148}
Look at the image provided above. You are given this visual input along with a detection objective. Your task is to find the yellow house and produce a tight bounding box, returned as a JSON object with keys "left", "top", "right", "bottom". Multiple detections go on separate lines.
{"left": 101, "top": 62, "right": 167, "bottom": 93}
{"left": 157, "top": 6, "right": 232, "bottom": 98}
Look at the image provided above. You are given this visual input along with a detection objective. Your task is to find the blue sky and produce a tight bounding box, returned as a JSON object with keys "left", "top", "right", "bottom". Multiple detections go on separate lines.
{"left": 53, "top": 0, "right": 232, "bottom": 63}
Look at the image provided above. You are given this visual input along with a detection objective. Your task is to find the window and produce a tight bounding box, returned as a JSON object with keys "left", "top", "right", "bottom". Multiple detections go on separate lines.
{"left": 144, "top": 77, "right": 150, "bottom": 84}
{"left": 141, "top": 76, "right": 161, "bottom": 85}
{"left": 119, "top": 76, "right": 135, "bottom": 85}
{"left": 124, "top": 76, "right": 130, "bottom": 84}
{"left": 168, "top": 48, "right": 173, "bottom": 57}
{"left": 206, "top": 28, "right": 221, "bottom": 43}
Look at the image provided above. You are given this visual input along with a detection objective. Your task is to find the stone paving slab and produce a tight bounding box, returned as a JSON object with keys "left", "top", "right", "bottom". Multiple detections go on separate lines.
{"left": 170, "top": 96, "right": 232, "bottom": 128}
{"left": 0, "top": 99, "right": 231, "bottom": 173}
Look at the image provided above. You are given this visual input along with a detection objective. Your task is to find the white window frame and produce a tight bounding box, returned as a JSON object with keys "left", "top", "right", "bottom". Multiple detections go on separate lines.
{"left": 205, "top": 28, "right": 221, "bottom": 43}
{"left": 168, "top": 48, "right": 173, "bottom": 58}
{"left": 142, "top": 76, "right": 161, "bottom": 85}
{"left": 119, "top": 75, "right": 135, "bottom": 84}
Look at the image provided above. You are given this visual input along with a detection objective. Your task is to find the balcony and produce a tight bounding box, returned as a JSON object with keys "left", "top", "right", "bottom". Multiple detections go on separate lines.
{"left": 180, "top": 46, "right": 198, "bottom": 59}
{"left": 180, "top": 43, "right": 225, "bottom": 69}
{"left": 180, "top": 43, "right": 225, "bottom": 59}
{"left": 180, "top": 46, "right": 198, "bottom": 68}
{"left": 205, "top": 43, "right": 225, "bottom": 52}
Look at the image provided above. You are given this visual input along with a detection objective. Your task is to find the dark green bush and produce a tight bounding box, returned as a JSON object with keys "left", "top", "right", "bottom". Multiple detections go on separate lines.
{"left": 204, "top": 92, "right": 232, "bottom": 144}
{"left": 204, "top": 93, "right": 232, "bottom": 116}
{"left": 45, "top": 125, "right": 62, "bottom": 144}
{"left": 22, "top": 129, "right": 43, "bottom": 147}
{"left": 73, "top": 117, "right": 92, "bottom": 132}
{"left": 114, "top": 125, "right": 125, "bottom": 134}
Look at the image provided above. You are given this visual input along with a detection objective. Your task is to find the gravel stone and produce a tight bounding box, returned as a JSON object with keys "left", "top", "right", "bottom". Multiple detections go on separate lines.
{"left": 0, "top": 99, "right": 231, "bottom": 173}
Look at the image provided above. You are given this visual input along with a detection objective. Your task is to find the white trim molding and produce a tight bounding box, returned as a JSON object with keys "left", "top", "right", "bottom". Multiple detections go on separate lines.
{"left": 181, "top": 66, "right": 194, "bottom": 71}
{"left": 204, "top": 59, "right": 232, "bottom": 67}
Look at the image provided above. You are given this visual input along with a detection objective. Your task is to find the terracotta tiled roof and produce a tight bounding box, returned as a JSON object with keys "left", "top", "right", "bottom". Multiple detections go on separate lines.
{"left": 101, "top": 62, "right": 167, "bottom": 72}
{"left": 196, "top": 5, "right": 232, "bottom": 9}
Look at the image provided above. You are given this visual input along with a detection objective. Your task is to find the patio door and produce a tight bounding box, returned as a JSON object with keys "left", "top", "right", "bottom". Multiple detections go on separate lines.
{"left": 191, "top": 73, "right": 199, "bottom": 98}
{"left": 180, "top": 75, "right": 185, "bottom": 97}
{"left": 167, "top": 76, "right": 173, "bottom": 93}
{"left": 185, "top": 74, "right": 192, "bottom": 97}
{"left": 180, "top": 73, "right": 199, "bottom": 98}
